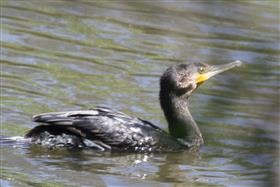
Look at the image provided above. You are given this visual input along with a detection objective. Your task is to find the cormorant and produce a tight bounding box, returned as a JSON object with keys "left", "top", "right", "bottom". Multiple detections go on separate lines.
{"left": 25, "top": 61, "right": 242, "bottom": 152}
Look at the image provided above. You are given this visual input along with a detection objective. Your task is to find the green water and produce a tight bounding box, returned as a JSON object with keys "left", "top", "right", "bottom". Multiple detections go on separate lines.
{"left": 1, "top": 1, "right": 279, "bottom": 187}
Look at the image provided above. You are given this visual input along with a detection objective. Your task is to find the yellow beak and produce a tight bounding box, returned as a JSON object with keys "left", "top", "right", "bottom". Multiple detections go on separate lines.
{"left": 196, "top": 60, "right": 242, "bottom": 84}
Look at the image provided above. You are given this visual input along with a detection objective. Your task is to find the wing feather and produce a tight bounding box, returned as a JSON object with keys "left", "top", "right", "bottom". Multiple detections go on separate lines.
{"left": 30, "top": 106, "right": 168, "bottom": 150}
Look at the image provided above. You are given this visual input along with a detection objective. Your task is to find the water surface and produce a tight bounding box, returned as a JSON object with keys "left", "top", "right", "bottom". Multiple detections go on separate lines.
{"left": 1, "top": 1, "right": 279, "bottom": 187}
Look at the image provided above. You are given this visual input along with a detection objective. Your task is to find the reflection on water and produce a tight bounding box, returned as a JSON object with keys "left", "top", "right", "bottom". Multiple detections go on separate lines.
{"left": 1, "top": 1, "right": 279, "bottom": 187}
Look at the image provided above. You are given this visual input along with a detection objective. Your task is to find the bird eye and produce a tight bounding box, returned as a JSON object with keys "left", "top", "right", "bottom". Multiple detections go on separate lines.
{"left": 199, "top": 66, "right": 205, "bottom": 74}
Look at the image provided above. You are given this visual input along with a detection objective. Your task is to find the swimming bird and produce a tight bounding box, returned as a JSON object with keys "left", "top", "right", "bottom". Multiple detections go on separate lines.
{"left": 25, "top": 61, "right": 242, "bottom": 152}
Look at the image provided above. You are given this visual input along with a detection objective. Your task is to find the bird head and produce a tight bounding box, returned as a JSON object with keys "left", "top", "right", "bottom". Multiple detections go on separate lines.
{"left": 160, "top": 60, "right": 242, "bottom": 97}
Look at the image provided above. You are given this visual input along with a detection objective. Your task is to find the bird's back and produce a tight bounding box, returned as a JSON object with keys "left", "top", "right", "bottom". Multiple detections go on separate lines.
{"left": 26, "top": 107, "right": 183, "bottom": 152}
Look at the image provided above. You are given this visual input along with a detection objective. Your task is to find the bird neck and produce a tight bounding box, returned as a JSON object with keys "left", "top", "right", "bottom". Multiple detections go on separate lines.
{"left": 160, "top": 92, "right": 204, "bottom": 147}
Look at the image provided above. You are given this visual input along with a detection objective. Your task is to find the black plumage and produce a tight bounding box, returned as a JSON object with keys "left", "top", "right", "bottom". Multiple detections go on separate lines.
{"left": 26, "top": 107, "right": 182, "bottom": 152}
{"left": 26, "top": 61, "right": 242, "bottom": 152}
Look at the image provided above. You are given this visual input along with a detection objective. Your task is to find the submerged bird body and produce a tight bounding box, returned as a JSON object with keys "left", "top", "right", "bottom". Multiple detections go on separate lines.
{"left": 25, "top": 61, "right": 242, "bottom": 152}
